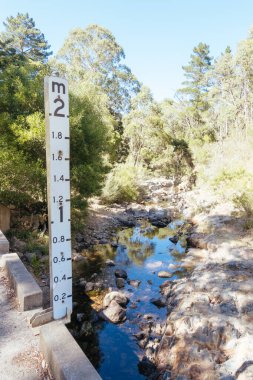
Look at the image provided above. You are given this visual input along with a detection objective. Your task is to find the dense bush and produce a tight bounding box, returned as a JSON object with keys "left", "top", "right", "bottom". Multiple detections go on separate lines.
{"left": 101, "top": 163, "right": 144, "bottom": 204}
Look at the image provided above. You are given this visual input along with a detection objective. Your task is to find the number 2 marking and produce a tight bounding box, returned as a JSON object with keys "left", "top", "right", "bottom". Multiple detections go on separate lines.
{"left": 54, "top": 97, "right": 65, "bottom": 117}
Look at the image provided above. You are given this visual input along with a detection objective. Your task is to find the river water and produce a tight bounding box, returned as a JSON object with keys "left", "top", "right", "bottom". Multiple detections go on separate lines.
{"left": 70, "top": 220, "right": 188, "bottom": 379}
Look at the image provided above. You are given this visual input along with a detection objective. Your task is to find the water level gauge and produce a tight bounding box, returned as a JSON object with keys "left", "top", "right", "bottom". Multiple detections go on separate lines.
{"left": 44, "top": 76, "right": 72, "bottom": 320}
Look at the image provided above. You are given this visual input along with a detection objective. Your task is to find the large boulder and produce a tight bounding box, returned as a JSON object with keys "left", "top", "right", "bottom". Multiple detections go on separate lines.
{"left": 103, "top": 291, "right": 129, "bottom": 308}
{"left": 148, "top": 209, "right": 171, "bottom": 228}
{"left": 100, "top": 300, "right": 126, "bottom": 324}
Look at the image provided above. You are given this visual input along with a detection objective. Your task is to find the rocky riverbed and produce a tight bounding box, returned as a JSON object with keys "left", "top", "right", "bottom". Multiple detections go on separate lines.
{"left": 71, "top": 180, "right": 253, "bottom": 380}
{"left": 152, "top": 187, "right": 253, "bottom": 380}
{"left": 9, "top": 177, "right": 253, "bottom": 379}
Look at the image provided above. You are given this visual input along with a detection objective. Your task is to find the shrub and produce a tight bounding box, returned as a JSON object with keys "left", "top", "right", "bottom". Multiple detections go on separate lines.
{"left": 233, "top": 191, "right": 253, "bottom": 229}
{"left": 101, "top": 163, "right": 144, "bottom": 204}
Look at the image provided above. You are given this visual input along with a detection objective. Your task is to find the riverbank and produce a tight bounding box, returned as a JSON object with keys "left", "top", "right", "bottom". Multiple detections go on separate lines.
{"left": 73, "top": 179, "right": 253, "bottom": 379}
{"left": 153, "top": 185, "right": 253, "bottom": 379}
{"left": 7, "top": 176, "right": 253, "bottom": 379}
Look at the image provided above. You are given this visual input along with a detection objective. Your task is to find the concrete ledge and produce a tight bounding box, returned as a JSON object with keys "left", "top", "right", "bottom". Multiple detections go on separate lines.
{"left": 40, "top": 321, "right": 102, "bottom": 380}
{"left": 0, "top": 230, "right": 9, "bottom": 254}
{"left": 2, "top": 253, "right": 43, "bottom": 311}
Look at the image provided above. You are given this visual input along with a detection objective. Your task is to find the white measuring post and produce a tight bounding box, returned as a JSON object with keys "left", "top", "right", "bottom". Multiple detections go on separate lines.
{"left": 44, "top": 76, "right": 72, "bottom": 320}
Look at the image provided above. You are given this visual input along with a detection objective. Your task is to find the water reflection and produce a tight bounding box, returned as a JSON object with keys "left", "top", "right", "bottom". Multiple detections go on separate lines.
{"left": 71, "top": 219, "right": 189, "bottom": 380}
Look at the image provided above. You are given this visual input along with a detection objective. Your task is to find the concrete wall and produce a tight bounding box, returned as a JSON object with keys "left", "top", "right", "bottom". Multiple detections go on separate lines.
{"left": 0, "top": 230, "right": 9, "bottom": 254}
{"left": 0, "top": 205, "right": 10, "bottom": 232}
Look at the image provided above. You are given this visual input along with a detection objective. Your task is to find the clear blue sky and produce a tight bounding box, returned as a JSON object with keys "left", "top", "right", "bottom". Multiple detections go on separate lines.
{"left": 1, "top": 0, "right": 253, "bottom": 101}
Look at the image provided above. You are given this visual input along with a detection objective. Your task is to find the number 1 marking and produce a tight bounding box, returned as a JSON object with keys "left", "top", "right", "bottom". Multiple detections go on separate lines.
{"left": 59, "top": 203, "right": 63, "bottom": 222}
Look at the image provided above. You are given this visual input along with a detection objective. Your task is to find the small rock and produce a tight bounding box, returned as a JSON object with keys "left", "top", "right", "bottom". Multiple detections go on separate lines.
{"left": 114, "top": 269, "right": 128, "bottom": 279}
{"left": 116, "top": 278, "right": 125, "bottom": 289}
{"left": 41, "top": 359, "right": 46, "bottom": 369}
{"left": 85, "top": 282, "right": 94, "bottom": 292}
{"left": 158, "top": 271, "right": 172, "bottom": 278}
{"left": 99, "top": 239, "right": 108, "bottom": 244}
{"left": 134, "top": 331, "right": 146, "bottom": 340}
{"left": 128, "top": 280, "right": 141, "bottom": 288}
{"left": 130, "top": 302, "right": 137, "bottom": 309}
{"left": 160, "top": 280, "right": 171, "bottom": 289}
{"left": 168, "top": 263, "right": 179, "bottom": 270}
{"left": 143, "top": 314, "right": 154, "bottom": 320}
{"left": 79, "top": 279, "right": 87, "bottom": 288}
{"left": 169, "top": 235, "right": 179, "bottom": 244}
{"left": 153, "top": 323, "right": 164, "bottom": 335}
{"left": 150, "top": 298, "right": 166, "bottom": 308}
{"left": 72, "top": 253, "right": 87, "bottom": 262}
{"left": 147, "top": 280, "right": 153, "bottom": 285}
{"left": 146, "top": 347, "right": 155, "bottom": 361}
{"left": 75, "top": 233, "right": 84, "bottom": 243}
{"left": 138, "top": 356, "right": 157, "bottom": 377}
{"left": 80, "top": 321, "right": 94, "bottom": 337}
{"left": 76, "top": 313, "right": 85, "bottom": 322}
{"left": 94, "top": 281, "right": 103, "bottom": 291}
{"left": 24, "top": 252, "right": 37, "bottom": 264}
{"left": 150, "top": 219, "right": 168, "bottom": 228}
{"left": 105, "top": 259, "right": 116, "bottom": 266}
{"left": 138, "top": 338, "right": 149, "bottom": 349}
{"left": 12, "top": 237, "right": 27, "bottom": 252}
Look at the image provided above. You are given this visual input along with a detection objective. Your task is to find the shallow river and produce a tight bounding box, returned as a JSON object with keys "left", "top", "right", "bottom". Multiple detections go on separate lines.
{"left": 70, "top": 220, "right": 188, "bottom": 380}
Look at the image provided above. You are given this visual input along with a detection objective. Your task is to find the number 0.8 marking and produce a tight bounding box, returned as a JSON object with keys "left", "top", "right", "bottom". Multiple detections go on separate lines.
{"left": 52, "top": 236, "right": 65, "bottom": 243}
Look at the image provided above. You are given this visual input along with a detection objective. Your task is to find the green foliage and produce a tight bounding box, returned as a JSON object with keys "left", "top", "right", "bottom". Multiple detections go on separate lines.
{"left": 69, "top": 81, "right": 115, "bottom": 201}
{"left": 102, "top": 163, "right": 144, "bottom": 204}
{"left": 0, "top": 14, "right": 116, "bottom": 210}
{"left": 178, "top": 42, "right": 213, "bottom": 125}
{"left": 55, "top": 24, "right": 140, "bottom": 114}
{"left": 0, "top": 145, "right": 46, "bottom": 207}
{"left": 123, "top": 87, "right": 195, "bottom": 181}
{"left": 233, "top": 192, "right": 253, "bottom": 218}
{"left": 0, "top": 13, "right": 52, "bottom": 62}
{"left": 209, "top": 165, "right": 253, "bottom": 206}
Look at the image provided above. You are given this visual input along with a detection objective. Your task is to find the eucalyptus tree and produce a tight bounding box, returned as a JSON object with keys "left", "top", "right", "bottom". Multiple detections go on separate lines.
{"left": 123, "top": 86, "right": 156, "bottom": 166}
{"left": 55, "top": 24, "right": 140, "bottom": 115}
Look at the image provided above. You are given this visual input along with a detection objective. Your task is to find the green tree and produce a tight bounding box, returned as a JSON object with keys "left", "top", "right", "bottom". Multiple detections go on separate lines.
{"left": 178, "top": 42, "right": 213, "bottom": 125}
{"left": 0, "top": 13, "right": 52, "bottom": 62}
{"left": 0, "top": 15, "right": 114, "bottom": 210}
{"left": 55, "top": 24, "right": 140, "bottom": 115}
{"left": 123, "top": 86, "right": 154, "bottom": 166}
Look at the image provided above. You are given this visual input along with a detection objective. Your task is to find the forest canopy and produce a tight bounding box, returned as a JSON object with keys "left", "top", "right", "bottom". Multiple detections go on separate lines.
{"left": 1, "top": 12, "right": 253, "bottom": 211}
